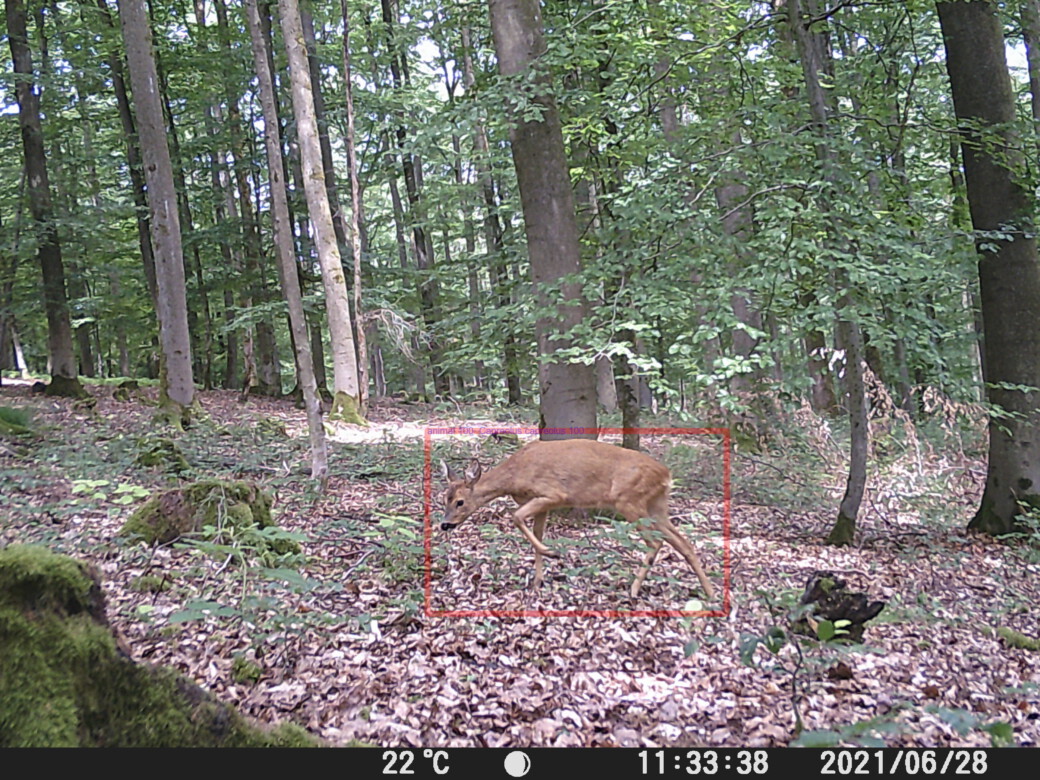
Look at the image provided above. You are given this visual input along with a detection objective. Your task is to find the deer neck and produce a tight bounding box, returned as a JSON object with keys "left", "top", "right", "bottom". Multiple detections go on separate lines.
{"left": 472, "top": 466, "right": 510, "bottom": 504}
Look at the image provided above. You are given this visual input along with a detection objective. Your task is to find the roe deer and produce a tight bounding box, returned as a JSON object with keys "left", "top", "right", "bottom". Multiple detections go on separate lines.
{"left": 439, "top": 439, "right": 715, "bottom": 598}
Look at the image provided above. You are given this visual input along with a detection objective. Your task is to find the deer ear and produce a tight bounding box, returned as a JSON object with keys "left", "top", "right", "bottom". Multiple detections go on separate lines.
{"left": 440, "top": 460, "right": 457, "bottom": 482}
{"left": 464, "top": 459, "right": 482, "bottom": 483}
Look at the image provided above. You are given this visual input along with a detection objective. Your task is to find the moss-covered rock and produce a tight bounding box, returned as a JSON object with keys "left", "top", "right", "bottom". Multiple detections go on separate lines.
{"left": 136, "top": 436, "right": 190, "bottom": 474}
{"left": 118, "top": 480, "right": 298, "bottom": 556}
{"left": 0, "top": 545, "right": 316, "bottom": 747}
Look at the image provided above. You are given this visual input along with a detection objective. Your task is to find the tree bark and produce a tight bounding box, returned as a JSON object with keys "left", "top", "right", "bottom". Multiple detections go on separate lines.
{"left": 380, "top": 0, "right": 449, "bottom": 397}
{"left": 278, "top": 0, "right": 364, "bottom": 423}
{"left": 214, "top": 0, "right": 281, "bottom": 397}
{"left": 6, "top": 0, "right": 84, "bottom": 397}
{"left": 488, "top": 0, "right": 597, "bottom": 439}
{"left": 246, "top": 0, "right": 328, "bottom": 484}
{"left": 938, "top": 0, "right": 1040, "bottom": 534}
{"left": 118, "top": 0, "right": 195, "bottom": 419}
{"left": 461, "top": 25, "right": 523, "bottom": 405}
{"left": 786, "top": 0, "right": 868, "bottom": 544}
{"left": 340, "top": 0, "right": 370, "bottom": 412}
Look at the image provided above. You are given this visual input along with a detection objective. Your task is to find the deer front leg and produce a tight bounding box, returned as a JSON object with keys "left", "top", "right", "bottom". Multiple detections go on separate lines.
{"left": 512, "top": 498, "right": 560, "bottom": 559}
{"left": 532, "top": 512, "right": 547, "bottom": 588}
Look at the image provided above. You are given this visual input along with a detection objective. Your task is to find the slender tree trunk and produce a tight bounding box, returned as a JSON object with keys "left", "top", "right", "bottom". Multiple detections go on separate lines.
{"left": 380, "top": 0, "right": 449, "bottom": 397}
{"left": 154, "top": 36, "right": 212, "bottom": 390}
{"left": 96, "top": 0, "right": 157, "bottom": 309}
{"left": 340, "top": 0, "right": 369, "bottom": 412}
{"left": 118, "top": 0, "right": 194, "bottom": 419}
{"left": 787, "top": 0, "right": 868, "bottom": 544}
{"left": 246, "top": 0, "right": 328, "bottom": 483}
{"left": 488, "top": 0, "right": 597, "bottom": 439}
{"left": 939, "top": 0, "right": 1040, "bottom": 534}
{"left": 6, "top": 0, "right": 84, "bottom": 397}
{"left": 462, "top": 26, "right": 523, "bottom": 404}
{"left": 214, "top": 0, "right": 280, "bottom": 397}
{"left": 279, "top": 0, "right": 364, "bottom": 423}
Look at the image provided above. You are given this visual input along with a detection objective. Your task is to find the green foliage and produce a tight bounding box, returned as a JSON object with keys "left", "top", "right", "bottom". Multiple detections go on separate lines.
{"left": 71, "top": 479, "right": 150, "bottom": 505}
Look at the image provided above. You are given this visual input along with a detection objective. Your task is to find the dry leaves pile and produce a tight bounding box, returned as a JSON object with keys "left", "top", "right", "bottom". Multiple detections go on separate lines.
{"left": 1, "top": 381, "right": 1038, "bottom": 748}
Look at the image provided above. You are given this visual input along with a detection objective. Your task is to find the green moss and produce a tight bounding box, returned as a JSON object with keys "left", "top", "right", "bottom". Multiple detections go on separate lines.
{"left": 128, "top": 575, "right": 170, "bottom": 594}
{"left": 0, "top": 546, "right": 317, "bottom": 746}
{"left": 136, "top": 436, "right": 190, "bottom": 474}
{"left": 327, "top": 392, "right": 367, "bottom": 425}
{"left": 231, "top": 655, "right": 264, "bottom": 685}
{"left": 256, "top": 417, "right": 288, "bottom": 438}
{"left": 118, "top": 480, "right": 298, "bottom": 555}
{"left": 0, "top": 406, "right": 32, "bottom": 436}
{"left": 997, "top": 626, "right": 1040, "bottom": 651}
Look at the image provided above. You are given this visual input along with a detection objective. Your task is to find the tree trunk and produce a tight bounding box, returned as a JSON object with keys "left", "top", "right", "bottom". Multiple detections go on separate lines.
{"left": 938, "top": 0, "right": 1040, "bottom": 534}
{"left": 787, "top": 0, "right": 868, "bottom": 543}
{"left": 96, "top": 0, "right": 157, "bottom": 310}
{"left": 461, "top": 26, "right": 523, "bottom": 405}
{"left": 488, "top": 0, "right": 597, "bottom": 439}
{"left": 278, "top": 0, "right": 364, "bottom": 423}
{"left": 214, "top": 0, "right": 280, "bottom": 397}
{"left": 118, "top": 0, "right": 194, "bottom": 419}
{"left": 380, "top": 0, "right": 449, "bottom": 397}
{"left": 6, "top": 0, "right": 84, "bottom": 397}
{"left": 340, "top": 0, "right": 369, "bottom": 413}
{"left": 246, "top": 0, "right": 328, "bottom": 484}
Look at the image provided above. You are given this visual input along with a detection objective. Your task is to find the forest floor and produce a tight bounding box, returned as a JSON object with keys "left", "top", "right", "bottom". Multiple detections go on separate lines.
{"left": 1, "top": 379, "right": 1038, "bottom": 747}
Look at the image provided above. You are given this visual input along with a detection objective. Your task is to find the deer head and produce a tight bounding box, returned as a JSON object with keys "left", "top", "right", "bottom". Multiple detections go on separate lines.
{"left": 439, "top": 459, "right": 483, "bottom": 531}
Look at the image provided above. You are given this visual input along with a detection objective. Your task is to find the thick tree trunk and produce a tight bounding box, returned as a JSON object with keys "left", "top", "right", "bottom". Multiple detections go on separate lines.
{"left": 488, "top": 0, "right": 597, "bottom": 439}
{"left": 6, "top": 0, "right": 84, "bottom": 397}
{"left": 938, "top": 0, "right": 1040, "bottom": 534}
{"left": 118, "top": 0, "right": 194, "bottom": 419}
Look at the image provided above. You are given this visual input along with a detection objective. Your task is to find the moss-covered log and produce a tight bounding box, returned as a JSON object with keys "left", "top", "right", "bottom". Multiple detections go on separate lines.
{"left": 0, "top": 545, "right": 315, "bottom": 746}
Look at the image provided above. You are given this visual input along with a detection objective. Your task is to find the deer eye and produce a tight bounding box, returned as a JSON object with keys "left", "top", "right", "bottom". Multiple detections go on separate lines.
{"left": 455, "top": 499, "right": 464, "bottom": 507}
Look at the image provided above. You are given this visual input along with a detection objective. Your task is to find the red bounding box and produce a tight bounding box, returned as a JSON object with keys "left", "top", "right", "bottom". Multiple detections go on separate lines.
{"left": 423, "top": 427, "right": 730, "bottom": 618}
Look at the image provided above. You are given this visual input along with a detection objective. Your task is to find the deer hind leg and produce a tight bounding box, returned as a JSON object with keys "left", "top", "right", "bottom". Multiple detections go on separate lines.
{"left": 656, "top": 517, "right": 715, "bottom": 599}
{"left": 532, "top": 512, "right": 548, "bottom": 588}
{"left": 631, "top": 522, "right": 665, "bottom": 598}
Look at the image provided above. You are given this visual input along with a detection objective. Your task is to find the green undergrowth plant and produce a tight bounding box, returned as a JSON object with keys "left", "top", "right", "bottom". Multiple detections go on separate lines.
{"left": 738, "top": 587, "right": 885, "bottom": 744}
{"left": 0, "top": 405, "right": 33, "bottom": 436}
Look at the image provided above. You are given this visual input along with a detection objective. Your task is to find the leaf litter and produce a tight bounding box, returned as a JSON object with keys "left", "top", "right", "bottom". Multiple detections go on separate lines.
{"left": 0, "top": 381, "right": 1037, "bottom": 747}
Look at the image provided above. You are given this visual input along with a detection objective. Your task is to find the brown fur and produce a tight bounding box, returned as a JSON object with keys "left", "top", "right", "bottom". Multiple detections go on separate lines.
{"left": 441, "top": 440, "right": 714, "bottom": 599}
